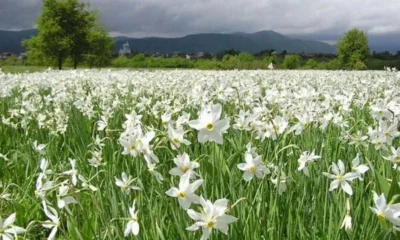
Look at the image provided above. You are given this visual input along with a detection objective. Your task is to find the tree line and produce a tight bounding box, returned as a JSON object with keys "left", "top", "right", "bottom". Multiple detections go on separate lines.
{"left": 7, "top": 0, "right": 398, "bottom": 71}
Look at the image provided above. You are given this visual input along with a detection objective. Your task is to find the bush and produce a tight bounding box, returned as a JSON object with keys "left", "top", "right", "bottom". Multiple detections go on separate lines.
{"left": 353, "top": 61, "right": 367, "bottom": 70}
{"left": 282, "top": 55, "right": 300, "bottom": 69}
{"left": 304, "top": 59, "right": 318, "bottom": 69}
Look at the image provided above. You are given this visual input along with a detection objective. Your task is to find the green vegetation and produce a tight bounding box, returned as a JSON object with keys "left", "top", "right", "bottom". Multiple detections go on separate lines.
{"left": 337, "top": 29, "right": 370, "bottom": 69}
{"left": 22, "top": 0, "right": 113, "bottom": 70}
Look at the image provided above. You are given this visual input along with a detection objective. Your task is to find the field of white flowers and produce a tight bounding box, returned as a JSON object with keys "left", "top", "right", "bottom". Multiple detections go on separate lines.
{"left": 1, "top": 69, "right": 400, "bottom": 239}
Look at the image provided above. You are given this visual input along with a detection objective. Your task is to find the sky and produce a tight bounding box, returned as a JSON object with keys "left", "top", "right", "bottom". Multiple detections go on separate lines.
{"left": 1, "top": 0, "right": 400, "bottom": 42}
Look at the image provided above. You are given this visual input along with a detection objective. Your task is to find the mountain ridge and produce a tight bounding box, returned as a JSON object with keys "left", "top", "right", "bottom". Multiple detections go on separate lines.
{"left": 0, "top": 29, "right": 338, "bottom": 54}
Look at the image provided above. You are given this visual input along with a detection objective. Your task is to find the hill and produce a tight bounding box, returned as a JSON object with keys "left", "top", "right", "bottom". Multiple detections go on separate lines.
{"left": 0, "top": 29, "right": 337, "bottom": 54}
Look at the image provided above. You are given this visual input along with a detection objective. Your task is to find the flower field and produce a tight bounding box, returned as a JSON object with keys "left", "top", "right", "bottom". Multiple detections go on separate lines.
{"left": 1, "top": 69, "right": 400, "bottom": 239}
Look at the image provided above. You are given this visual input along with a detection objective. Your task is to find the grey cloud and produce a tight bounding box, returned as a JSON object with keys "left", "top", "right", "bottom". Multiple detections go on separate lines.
{"left": 1, "top": 0, "right": 400, "bottom": 40}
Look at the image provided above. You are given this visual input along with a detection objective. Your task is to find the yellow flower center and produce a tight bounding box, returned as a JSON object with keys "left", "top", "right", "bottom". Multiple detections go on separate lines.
{"left": 172, "top": 138, "right": 180, "bottom": 144}
{"left": 206, "top": 123, "right": 214, "bottom": 131}
{"left": 377, "top": 212, "right": 385, "bottom": 220}
{"left": 206, "top": 221, "right": 215, "bottom": 228}
{"left": 177, "top": 192, "right": 186, "bottom": 199}
{"left": 130, "top": 145, "right": 135, "bottom": 150}
{"left": 249, "top": 165, "right": 256, "bottom": 173}
{"left": 336, "top": 175, "right": 344, "bottom": 181}
{"left": 182, "top": 166, "right": 189, "bottom": 173}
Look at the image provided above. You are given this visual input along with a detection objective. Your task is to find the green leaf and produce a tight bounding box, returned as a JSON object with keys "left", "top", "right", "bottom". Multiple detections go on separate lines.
{"left": 388, "top": 172, "right": 400, "bottom": 203}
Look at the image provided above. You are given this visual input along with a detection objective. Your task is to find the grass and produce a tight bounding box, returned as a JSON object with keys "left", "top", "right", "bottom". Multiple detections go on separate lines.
{"left": 0, "top": 65, "right": 48, "bottom": 73}
{"left": 0, "top": 69, "right": 399, "bottom": 240}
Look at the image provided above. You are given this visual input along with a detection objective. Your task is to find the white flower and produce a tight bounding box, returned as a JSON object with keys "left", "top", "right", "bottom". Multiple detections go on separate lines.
{"left": 168, "top": 125, "right": 191, "bottom": 150}
{"left": 186, "top": 196, "right": 238, "bottom": 240}
{"left": 341, "top": 199, "right": 352, "bottom": 231}
{"left": 146, "top": 162, "right": 164, "bottom": 184}
{"left": 78, "top": 175, "right": 98, "bottom": 192}
{"left": 165, "top": 173, "right": 203, "bottom": 210}
{"left": 124, "top": 200, "right": 139, "bottom": 237}
{"left": 369, "top": 192, "right": 400, "bottom": 226}
{"left": 97, "top": 115, "right": 108, "bottom": 131}
{"left": 0, "top": 213, "right": 26, "bottom": 240}
{"left": 42, "top": 201, "right": 60, "bottom": 240}
{"left": 0, "top": 153, "right": 9, "bottom": 162}
{"left": 115, "top": 172, "right": 141, "bottom": 195}
{"left": 351, "top": 154, "right": 369, "bottom": 180}
{"left": 341, "top": 214, "right": 352, "bottom": 231}
{"left": 169, "top": 153, "right": 200, "bottom": 179}
{"left": 271, "top": 171, "right": 287, "bottom": 195}
{"left": 237, "top": 152, "right": 270, "bottom": 181}
{"left": 32, "top": 140, "right": 46, "bottom": 154}
{"left": 323, "top": 160, "right": 358, "bottom": 195}
{"left": 57, "top": 184, "right": 78, "bottom": 214}
{"left": 63, "top": 158, "right": 78, "bottom": 186}
{"left": 188, "top": 104, "right": 230, "bottom": 144}
{"left": 297, "top": 150, "right": 321, "bottom": 176}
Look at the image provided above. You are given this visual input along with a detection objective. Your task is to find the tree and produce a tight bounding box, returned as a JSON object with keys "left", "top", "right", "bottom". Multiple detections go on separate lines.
{"left": 85, "top": 28, "right": 114, "bottom": 68}
{"left": 237, "top": 52, "right": 255, "bottom": 62}
{"left": 23, "top": 0, "right": 97, "bottom": 70}
{"left": 282, "top": 55, "right": 300, "bottom": 69}
{"left": 337, "top": 29, "right": 370, "bottom": 68}
{"left": 304, "top": 59, "right": 318, "bottom": 69}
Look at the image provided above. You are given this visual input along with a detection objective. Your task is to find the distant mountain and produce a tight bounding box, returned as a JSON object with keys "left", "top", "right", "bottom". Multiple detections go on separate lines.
{"left": 114, "top": 31, "right": 337, "bottom": 54}
{"left": 0, "top": 29, "right": 38, "bottom": 53}
{"left": 289, "top": 32, "right": 400, "bottom": 53}
{"left": 0, "top": 29, "right": 336, "bottom": 54}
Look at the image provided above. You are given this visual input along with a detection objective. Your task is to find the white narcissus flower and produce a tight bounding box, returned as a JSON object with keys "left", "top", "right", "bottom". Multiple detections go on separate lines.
{"left": 341, "top": 199, "right": 352, "bottom": 231}
{"left": 168, "top": 125, "right": 191, "bottom": 150}
{"left": 370, "top": 192, "right": 400, "bottom": 227}
{"left": 78, "top": 175, "right": 98, "bottom": 192}
{"left": 237, "top": 152, "right": 270, "bottom": 181}
{"left": 351, "top": 154, "right": 369, "bottom": 180}
{"left": 115, "top": 172, "right": 141, "bottom": 195}
{"left": 188, "top": 104, "right": 229, "bottom": 144}
{"left": 124, "top": 200, "right": 139, "bottom": 237}
{"left": 63, "top": 158, "right": 78, "bottom": 186}
{"left": 97, "top": 115, "right": 108, "bottom": 131}
{"left": 0, "top": 153, "right": 9, "bottom": 162}
{"left": 323, "top": 160, "right": 358, "bottom": 195}
{"left": 165, "top": 173, "right": 203, "bottom": 210}
{"left": 57, "top": 184, "right": 78, "bottom": 214}
{"left": 169, "top": 153, "right": 200, "bottom": 179}
{"left": 32, "top": 140, "right": 46, "bottom": 154}
{"left": 297, "top": 150, "right": 321, "bottom": 176}
{"left": 42, "top": 201, "right": 60, "bottom": 240}
{"left": 271, "top": 171, "right": 287, "bottom": 195}
{"left": 186, "top": 196, "right": 238, "bottom": 240}
{"left": 146, "top": 162, "right": 164, "bottom": 184}
{"left": 0, "top": 213, "right": 26, "bottom": 240}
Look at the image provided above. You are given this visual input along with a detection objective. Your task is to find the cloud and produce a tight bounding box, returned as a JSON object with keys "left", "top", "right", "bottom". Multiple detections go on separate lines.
{"left": 1, "top": 0, "right": 400, "bottom": 40}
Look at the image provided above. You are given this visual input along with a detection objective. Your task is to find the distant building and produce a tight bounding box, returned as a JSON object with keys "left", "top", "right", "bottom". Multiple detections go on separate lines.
{"left": 271, "top": 51, "right": 280, "bottom": 56}
{"left": 196, "top": 52, "right": 204, "bottom": 58}
{"left": 119, "top": 42, "right": 132, "bottom": 56}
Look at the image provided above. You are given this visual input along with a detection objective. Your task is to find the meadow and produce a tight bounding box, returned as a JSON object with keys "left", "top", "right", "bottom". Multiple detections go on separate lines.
{"left": 1, "top": 69, "right": 400, "bottom": 239}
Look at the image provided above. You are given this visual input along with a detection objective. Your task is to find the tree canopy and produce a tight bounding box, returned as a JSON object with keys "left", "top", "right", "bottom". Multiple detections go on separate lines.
{"left": 337, "top": 29, "right": 370, "bottom": 69}
{"left": 23, "top": 0, "right": 113, "bottom": 69}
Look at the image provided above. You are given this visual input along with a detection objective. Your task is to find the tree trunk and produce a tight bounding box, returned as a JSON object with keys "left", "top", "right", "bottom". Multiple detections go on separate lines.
{"left": 58, "top": 56, "right": 62, "bottom": 70}
{"left": 73, "top": 58, "right": 78, "bottom": 69}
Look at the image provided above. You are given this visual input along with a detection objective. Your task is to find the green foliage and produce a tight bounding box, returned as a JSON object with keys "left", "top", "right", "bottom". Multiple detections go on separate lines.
{"left": 304, "top": 59, "right": 318, "bottom": 69}
{"left": 337, "top": 29, "right": 370, "bottom": 68}
{"left": 237, "top": 52, "right": 255, "bottom": 62}
{"left": 23, "top": 0, "right": 113, "bottom": 70}
{"left": 353, "top": 61, "right": 368, "bottom": 70}
{"left": 282, "top": 55, "right": 300, "bottom": 69}
{"left": 4, "top": 56, "right": 18, "bottom": 66}
{"left": 85, "top": 29, "right": 114, "bottom": 68}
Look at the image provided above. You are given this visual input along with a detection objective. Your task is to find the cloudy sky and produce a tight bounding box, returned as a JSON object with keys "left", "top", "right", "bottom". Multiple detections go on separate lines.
{"left": 1, "top": 0, "right": 399, "bottom": 41}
